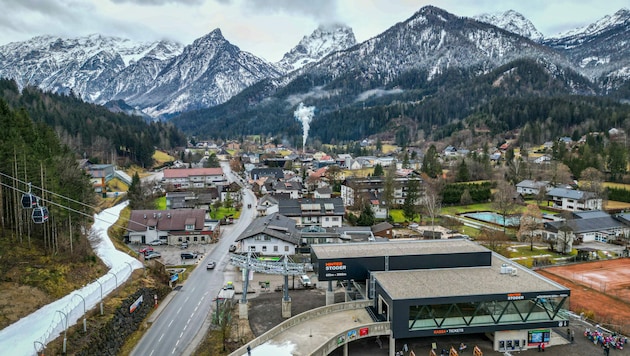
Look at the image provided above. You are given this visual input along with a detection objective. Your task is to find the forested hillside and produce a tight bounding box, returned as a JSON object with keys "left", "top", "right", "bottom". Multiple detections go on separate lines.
{"left": 0, "top": 79, "right": 186, "bottom": 168}
{"left": 172, "top": 59, "right": 630, "bottom": 146}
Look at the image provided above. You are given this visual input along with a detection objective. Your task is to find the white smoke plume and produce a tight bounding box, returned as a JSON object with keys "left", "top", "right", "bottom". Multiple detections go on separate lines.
{"left": 293, "top": 102, "right": 315, "bottom": 151}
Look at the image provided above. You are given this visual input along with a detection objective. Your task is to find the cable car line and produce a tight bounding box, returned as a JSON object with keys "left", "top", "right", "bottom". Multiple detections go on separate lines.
{"left": 0, "top": 171, "right": 164, "bottom": 235}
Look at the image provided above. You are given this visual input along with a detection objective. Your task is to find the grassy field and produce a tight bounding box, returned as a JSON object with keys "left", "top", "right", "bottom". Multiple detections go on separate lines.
{"left": 153, "top": 150, "right": 175, "bottom": 167}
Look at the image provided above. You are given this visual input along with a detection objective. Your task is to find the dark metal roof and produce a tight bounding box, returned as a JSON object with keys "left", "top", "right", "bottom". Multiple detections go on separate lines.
{"left": 235, "top": 213, "right": 299, "bottom": 244}
{"left": 278, "top": 197, "right": 345, "bottom": 216}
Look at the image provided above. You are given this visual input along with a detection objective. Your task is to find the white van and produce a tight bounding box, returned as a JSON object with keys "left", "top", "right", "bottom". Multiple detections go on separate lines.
{"left": 299, "top": 275, "right": 311, "bottom": 287}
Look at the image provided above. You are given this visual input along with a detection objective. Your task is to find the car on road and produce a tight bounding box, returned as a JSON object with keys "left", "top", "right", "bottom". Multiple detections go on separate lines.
{"left": 144, "top": 251, "right": 161, "bottom": 260}
{"left": 299, "top": 274, "right": 312, "bottom": 287}
{"left": 206, "top": 261, "right": 216, "bottom": 270}
{"left": 139, "top": 246, "right": 154, "bottom": 255}
{"left": 229, "top": 244, "right": 237, "bottom": 252}
{"left": 149, "top": 239, "right": 166, "bottom": 246}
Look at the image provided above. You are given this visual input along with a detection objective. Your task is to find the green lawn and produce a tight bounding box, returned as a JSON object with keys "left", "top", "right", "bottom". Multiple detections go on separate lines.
{"left": 209, "top": 206, "right": 241, "bottom": 220}
{"left": 156, "top": 196, "right": 166, "bottom": 209}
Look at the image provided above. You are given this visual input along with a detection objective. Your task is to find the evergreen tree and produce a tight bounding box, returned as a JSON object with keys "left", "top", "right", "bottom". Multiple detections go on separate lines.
{"left": 421, "top": 145, "right": 441, "bottom": 178}
{"left": 455, "top": 159, "right": 470, "bottom": 182}
{"left": 373, "top": 163, "right": 384, "bottom": 177}
{"left": 357, "top": 204, "right": 375, "bottom": 226}
{"left": 402, "top": 178, "right": 420, "bottom": 222}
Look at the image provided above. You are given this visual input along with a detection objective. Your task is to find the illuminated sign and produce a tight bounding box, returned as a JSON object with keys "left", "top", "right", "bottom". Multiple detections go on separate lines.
{"left": 325, "top": 261, "right": 348, "bottom": 278}
{"left": 433, "top": 328, "right": 464, "bottom": 335}
{"left": 507, "top": 293, "right": 524, "bottom": 301}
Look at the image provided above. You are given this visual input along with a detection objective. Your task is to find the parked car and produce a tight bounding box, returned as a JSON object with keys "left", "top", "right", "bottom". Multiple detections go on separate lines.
{"left": 224, "top": 281, "right": 234, "bottom": 290}
{"left": 180, "top": 252, "right": 198, "bottom": 260}
{"left": 206, "top": 261, "right": 216, "bottom": 270}
{"left": 149, "top": 239, "right": 166, "bottom": 246}
{"left": 144, "top": 251, "right": 161, "bottom": 260}
{"left": 139, "top": 246, "right": 154, "bottom": 255}
{"left": 181, "top": 241, "right": 188, "bottom": 249}
{"left": 229, "top": 244, "right": 237, "bottom": 252}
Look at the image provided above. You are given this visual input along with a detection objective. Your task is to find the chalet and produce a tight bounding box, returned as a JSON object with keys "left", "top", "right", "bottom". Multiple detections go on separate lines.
{"left": 515, "top": 180, "right": 549, "bottom": 195}
{"left": 162, "top": 167, "right": 226, "bottom": 190}
{"left": 372, "top": 222, "right": 394, "bottom": 238}
{"left": 314, "top": 186, "right": 332, "bottom": 199}
{"left": 250, "top": 167, "right": 284, "bottom": 180}
{"left": 273, "top": 181, "right": 303, "bottom": 199}
{"left": 126, "top": 209, "right": 218, "bottom": 245}
{"left": 541, "top": 211, "right": 630, "bottom": 252}
{"left": 256, "top": 194, "right": 280, "bottom": 216}
{"left": 278, "top": 197, "right": 345, "bottom": 228}
{"left": 546, "top": 187, "right": 602, "bottom": 211}
{"left": 234, "top": 213, "right": 299, "bottom": 255}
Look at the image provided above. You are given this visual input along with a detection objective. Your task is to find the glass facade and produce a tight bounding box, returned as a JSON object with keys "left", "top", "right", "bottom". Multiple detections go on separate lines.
{"left": 408, "top": 296, "right": 568, "bottom": 331}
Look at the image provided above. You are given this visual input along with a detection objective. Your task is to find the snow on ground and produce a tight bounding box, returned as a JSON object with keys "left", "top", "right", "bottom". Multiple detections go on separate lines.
{"left": 0, "top": 201, "right": 143, "bottom": 356}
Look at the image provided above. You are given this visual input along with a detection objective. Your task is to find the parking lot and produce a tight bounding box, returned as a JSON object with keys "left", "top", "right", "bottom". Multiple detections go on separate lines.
{"left": 131, "top": 242, "right": 218, "bottom": 266}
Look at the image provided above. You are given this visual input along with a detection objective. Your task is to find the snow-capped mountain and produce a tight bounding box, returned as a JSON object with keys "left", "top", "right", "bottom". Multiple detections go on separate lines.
{"left": 303, "top": 6, "right": 567, "bottom": 86}
{"left": 543, "top": 8, "right": 630, "bottom": 80}
{"left": 127, "top": 29, "right": 283, "bottom": 117}
{"left": 0, "top": 6, "right": 628, "bottom": 121}
{"left": 474, "top": 10, "right": 544, "bottom": 41}
{"left": 275, "top": 24, "right": 357, "bottom": 72}
{"left": 0, "top": 34, "right": 183, "bottom": 101}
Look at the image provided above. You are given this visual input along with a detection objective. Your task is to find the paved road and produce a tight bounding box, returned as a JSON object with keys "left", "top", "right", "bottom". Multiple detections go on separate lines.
{"left": 131, "top": 163, "right": 256, "bottom": 356}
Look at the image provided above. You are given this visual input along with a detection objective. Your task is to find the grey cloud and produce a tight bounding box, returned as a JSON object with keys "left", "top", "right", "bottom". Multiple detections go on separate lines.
{"left": 243, "top": 0, "right": 339, "bottom": 22}
{"left": 110, "top": 0, "right": 204, "bottom": 4}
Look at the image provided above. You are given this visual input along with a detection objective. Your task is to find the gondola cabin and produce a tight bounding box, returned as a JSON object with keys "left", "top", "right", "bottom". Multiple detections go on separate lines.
{"left": 32, "top": 206, "right": 49, "bottom": 224}
{"left": 21, "top": 193, "right": 38, "bottom": 209}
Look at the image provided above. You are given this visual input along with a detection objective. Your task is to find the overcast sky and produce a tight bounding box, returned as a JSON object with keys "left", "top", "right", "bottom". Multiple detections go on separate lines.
{"left": 0, "top": 0, "right": 627, "bottom": 62}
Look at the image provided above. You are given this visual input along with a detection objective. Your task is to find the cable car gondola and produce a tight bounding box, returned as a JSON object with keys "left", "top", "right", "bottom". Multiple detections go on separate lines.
{"left": 21, "top": 183, "right": 38, "bottom": 209}
{"left": 21, "top": 193, "right": 38, "bottom": 209}
{"left": 32, "top": 206, "right": 49, "bottom": 224}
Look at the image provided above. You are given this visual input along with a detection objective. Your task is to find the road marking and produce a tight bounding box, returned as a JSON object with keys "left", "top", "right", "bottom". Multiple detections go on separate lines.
{"left": 149, "top": 350, "right": 155, "bottom": 356}
{"left": 168, "top": 319, "right": 174, "bottom": 327}
{"left": 180, "top": 332, "right": 184, "bottom": 338}
{"left": 172, "top": 347, "right": 177, "bottom": 354}
{"left": 191, "top": 286, "right": 196, "bottom": 293}
{"left": 185, "top": 296, "right": 189, "bottom": 303}
{"left": 183, "top": 324, "right": 187, "bottom": 331}
{"left": 191, "top": 312, "right": 195, "bottom": 319}
{"left": 177, "top": 306, "right": 182, "bottom": 314}
{"left": 158, "top": 333, "right": 164, "bottom": 342}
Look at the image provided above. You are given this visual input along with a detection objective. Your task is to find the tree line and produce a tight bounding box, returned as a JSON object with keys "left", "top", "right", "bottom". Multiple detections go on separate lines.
{"left": 0, "top": 79, "right": 187, "bottom": 168}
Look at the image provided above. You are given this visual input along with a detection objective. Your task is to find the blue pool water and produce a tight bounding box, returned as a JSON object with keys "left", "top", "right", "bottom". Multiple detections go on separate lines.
{"left": 461, "top": 211, "right": 520, "bottom": 227}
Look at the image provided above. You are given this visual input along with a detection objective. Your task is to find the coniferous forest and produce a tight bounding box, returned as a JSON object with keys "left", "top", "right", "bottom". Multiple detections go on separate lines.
{"left": 0, "top": 79, "right": 187, "bottom": 168}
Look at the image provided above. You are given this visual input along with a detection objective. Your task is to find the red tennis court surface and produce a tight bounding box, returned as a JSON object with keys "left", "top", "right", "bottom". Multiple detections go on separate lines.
{"left": 538, "top": 258, "right": 630, "bottom": 334}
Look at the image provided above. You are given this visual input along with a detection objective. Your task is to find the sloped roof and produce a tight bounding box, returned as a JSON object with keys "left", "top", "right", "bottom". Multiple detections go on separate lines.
{"left": 545, "top": 214, "right": 627, "bottom": 234}
{"left": 372, "top": 222, "right": 393, "bottom": 233}
{"left": 163, "top": 167, "right": 224, "bottom": 178}
{"left": 127, "top": 209, "right": 206, "bottom": 232}
{"left": 547, "top": 187, "right": 596, "bottom": 200}
{"left": 235, "top": 213, "right": 299, "bottom": 244}
{"left": 278, "top": 197, "right": 345, "bottom": 216}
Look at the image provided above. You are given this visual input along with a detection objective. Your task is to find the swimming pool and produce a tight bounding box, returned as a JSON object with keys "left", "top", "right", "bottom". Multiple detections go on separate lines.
{"left": 461, "top": 211, "right": 520, "bottom": 227}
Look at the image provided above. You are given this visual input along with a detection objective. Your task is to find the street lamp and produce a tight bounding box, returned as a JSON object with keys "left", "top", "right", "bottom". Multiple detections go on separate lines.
{"left": 94, "top": 279, "right": 104, "bottom": 315}
{"left": 56, "top": 310, "right": 68, "bottom": 354}
{"left": 33, "top": 341, "right": 46, "bottom": 356}
{"left": 73, "top": 294, "right": 87, "bottom": 332}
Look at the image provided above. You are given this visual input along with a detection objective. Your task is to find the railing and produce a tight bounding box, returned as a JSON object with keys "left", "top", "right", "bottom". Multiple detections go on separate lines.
{"left": 310, "top": 321, "right": 391, "bottom": 356}
{"left": 229, "top": 300, "right": 373, "bottom": 356}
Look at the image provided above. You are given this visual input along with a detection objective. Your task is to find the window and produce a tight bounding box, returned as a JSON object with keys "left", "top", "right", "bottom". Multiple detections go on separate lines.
{"left": 274, "top": 246, "right": 278, "bottom": 252}
{"left": 193, "top": 236, "right": 198, "bottom": 242}
{"left": 284, "top": 246, "right": 289, "bottom": 252}
{"left": 250, "top": 246, "right": 256, "bottom": 251}
{"left": 262, "top": 246, "right": 267, "bottom": 252}
{"left": 185, "top": 224, "right": 195, "bottom": 231}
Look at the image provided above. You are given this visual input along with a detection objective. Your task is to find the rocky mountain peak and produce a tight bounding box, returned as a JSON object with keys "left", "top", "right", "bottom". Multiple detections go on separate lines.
{"left": 474, "top": 10, "right": 544, "bottom": 40}
{"left": 275, "top": 23, "right": 356, "bottom": 72}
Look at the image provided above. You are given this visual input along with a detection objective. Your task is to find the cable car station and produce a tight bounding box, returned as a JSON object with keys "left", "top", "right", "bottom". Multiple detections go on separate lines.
{"left": 310, "top": 239, "right": 570, "bottom": 354}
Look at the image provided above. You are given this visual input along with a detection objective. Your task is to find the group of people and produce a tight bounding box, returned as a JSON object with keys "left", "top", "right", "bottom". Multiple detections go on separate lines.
{"left": 584, "top": 326, "right": 627, "bottom": 352}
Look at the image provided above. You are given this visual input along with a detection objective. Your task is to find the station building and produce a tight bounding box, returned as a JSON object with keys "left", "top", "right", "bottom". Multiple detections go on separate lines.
{"left": 311, "top": 239, "right": 571, "bottom": 352}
